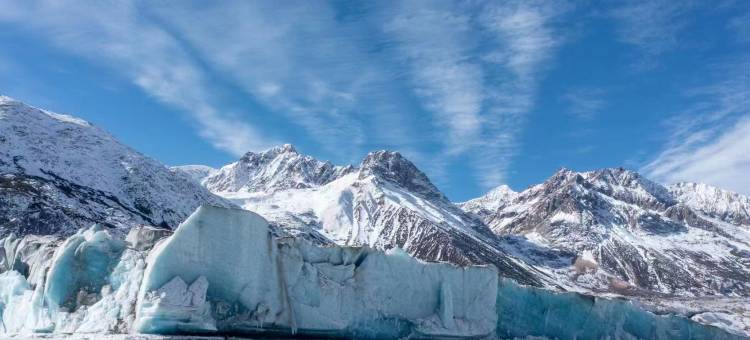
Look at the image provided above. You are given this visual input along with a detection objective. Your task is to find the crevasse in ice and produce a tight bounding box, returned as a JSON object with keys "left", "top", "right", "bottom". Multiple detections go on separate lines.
{"left": 0, "top": 205, "right": 744, "bottom": 339}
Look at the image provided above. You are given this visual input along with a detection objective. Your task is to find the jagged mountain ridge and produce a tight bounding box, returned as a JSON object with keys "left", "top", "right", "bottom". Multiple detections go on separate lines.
{"left": 0, "top": 96, "right": 232, "bottom": 237}
{"left": 461, "top": 167, "right": 750, "bottom": 297}
{"left": 188, "top": 146, "right": 547, "bottom": 286}
{"left": 670, "top": 182, "right": 750, "bottom": 226}
{"left": 203, "top": 144, "right": 354, "bottom": 193}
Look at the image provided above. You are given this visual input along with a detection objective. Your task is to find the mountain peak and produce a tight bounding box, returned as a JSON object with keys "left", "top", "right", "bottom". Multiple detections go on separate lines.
{"left": 271, "top": 143, "right": 298, "bottom": 154}
{"left": 206, "top": 144, "right": 351, "bottom": 193}
{"left": 240, "top": 144, "right": 299, "bottom": 162}
{"left": 0, "top": 96, "right": 91, "bottom": 127}
{"left": 359, "top": 150, "right": 446, "bottom": 201}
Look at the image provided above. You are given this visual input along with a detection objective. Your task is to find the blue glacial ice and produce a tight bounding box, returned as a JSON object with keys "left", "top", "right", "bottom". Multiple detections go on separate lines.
{"left": 0, "top": 205, "right": 744, "bottom": 339}
{"left": 0, "top": 225, "right": 148, "bottom": 334}
{"left": 135, "top": 205, "right": 498, "bottom": 338}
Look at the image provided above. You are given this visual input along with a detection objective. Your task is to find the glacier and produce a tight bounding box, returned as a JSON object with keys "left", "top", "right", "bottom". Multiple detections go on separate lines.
{"left": 0, "top": 205, "right": 743, "bottom": 339}
{"left": 136, "top": 205, "right": 498, "bottom": 338}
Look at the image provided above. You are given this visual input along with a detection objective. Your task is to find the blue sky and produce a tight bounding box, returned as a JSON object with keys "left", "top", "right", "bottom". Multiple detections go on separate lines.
{"left": 0, "top": 1, "right": 748, "bottom": 201}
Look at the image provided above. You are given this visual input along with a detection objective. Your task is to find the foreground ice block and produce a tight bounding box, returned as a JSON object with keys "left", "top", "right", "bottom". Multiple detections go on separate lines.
{"left": 0, "top": 226, "right": 149, "bottom": 334}
{"left": 135, "top": 205, "right": 498, "bottom": 338}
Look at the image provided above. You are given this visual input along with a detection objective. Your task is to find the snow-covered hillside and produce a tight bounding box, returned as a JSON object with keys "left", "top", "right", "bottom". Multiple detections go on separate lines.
{"left": 0, "top": 96, "right": 231, "bottom": 236}
{"left": 462, "top": 167, "right": 750, "bottom": 298}
{"left": 3, "top": 95, "right": 748, "bottom": 337}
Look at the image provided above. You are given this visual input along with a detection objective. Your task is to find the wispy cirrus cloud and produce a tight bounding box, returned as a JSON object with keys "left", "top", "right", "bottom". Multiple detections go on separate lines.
{"left": 0, "top": 1, "right": 277, "bottom": 156}
{"left": 382, "top": 3, "right": 483, "bottom": 156}
{"left": 0, "top": 1, "right": 571, "bottom": 194}
{"left": 151, "top": 1, "right": 570, "bottom": 189}
{"left": 643, "top": 59, "right": 750, "bottom": 194}
{"left": 149, "top": 2, "right": 377, "bottom": 159}
{"left": 474, "top": 0, "right": 568, "bottom": 187}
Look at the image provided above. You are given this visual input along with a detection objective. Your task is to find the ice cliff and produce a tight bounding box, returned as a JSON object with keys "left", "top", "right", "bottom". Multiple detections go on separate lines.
{"left": 0, "top": 206, "right": 743, "bottom": 339}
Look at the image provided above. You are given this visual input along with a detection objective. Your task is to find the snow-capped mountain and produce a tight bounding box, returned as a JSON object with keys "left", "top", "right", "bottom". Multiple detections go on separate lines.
{"left": 186, "top": 146, "right": 546, "bottom": 286}
{"left": 203, "top": 144, "right": 354, "bottom": 193}
{"left": 461, "top": 167, "right": 750, "bottom": 297}
{"left": 0, "top": 96, "right": 231, "bottom": 236}
{"left": 670, "top": 182, "right": 750, "bottom": 226}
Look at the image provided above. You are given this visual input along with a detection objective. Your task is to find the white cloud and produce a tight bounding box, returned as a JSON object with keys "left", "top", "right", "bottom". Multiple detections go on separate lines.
{"left": 0, "top": 1, "right": 570, "bottom": 193}
{"left": 383, "top": 4, "right": 483, "bottom": 155}
{"left": 148, "top": 2, "right": 379, "bottom": 159}
{"left": 644, "top": 116, "right": 750, "bottom": 195}
{"left": 0, "top": 1, "right": 275, "bottom": 156}
{"left": 378, "top": 1, "right": 567, "bottom": 188}
{"left": 643, "top": 61, "right": 750, "bottom": 195}
{"left": 474, "top": 1, "right": 567, "bottom": 187}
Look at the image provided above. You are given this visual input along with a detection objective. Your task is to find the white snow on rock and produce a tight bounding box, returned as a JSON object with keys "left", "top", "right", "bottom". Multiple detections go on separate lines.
{"left": 135, "top": 205, "right": 498, "bottom": 338}
{"left": 203, "top": 144, "right": 353, "bottom": 194}
{"left": 0, "top": 206, "right": 741, "bottom": 339}
{"left": 201, "top": 148, "right": 545, "bottom": 287}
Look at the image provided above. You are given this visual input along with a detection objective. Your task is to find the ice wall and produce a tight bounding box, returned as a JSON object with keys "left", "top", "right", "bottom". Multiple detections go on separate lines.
{"left": 496, "top": 278, "right": 744, "bottom": 339}
{"left": 135, "top": 206, "right": 498, "bottom": 338}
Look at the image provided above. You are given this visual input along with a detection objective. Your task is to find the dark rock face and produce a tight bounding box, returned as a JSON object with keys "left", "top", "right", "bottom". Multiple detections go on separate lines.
{"left": 359, "top": 150, "right": 447, "bottom": 202}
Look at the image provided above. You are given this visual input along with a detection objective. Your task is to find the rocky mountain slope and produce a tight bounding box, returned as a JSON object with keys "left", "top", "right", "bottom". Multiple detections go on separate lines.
{"left": 460, "top": 167, "right": 750, "bottom": 298}
{"left": 0, "top": 96, "right": 231, "bottom": 237}
{"left": 184, "top": 146, "right": 548, "bottom": 286}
